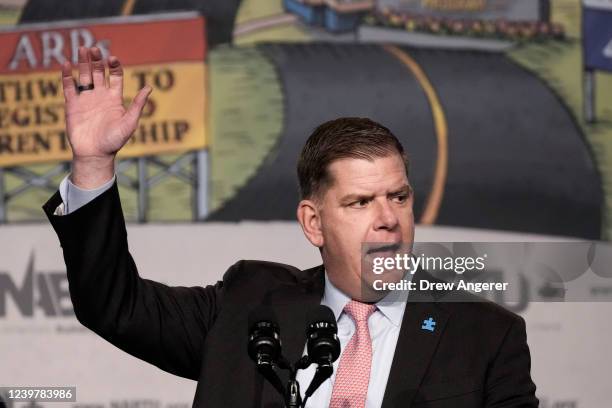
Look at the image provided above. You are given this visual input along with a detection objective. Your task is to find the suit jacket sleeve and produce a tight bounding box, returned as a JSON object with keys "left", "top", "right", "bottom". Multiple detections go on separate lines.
{"left": 42, "top": 181, "right": 226, "bottom": 381}
{"left": 485, "top": 315, "right": 539, "bottom": 407}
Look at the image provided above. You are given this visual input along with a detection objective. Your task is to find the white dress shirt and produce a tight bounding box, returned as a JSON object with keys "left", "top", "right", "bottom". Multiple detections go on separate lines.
{"left": 296, "top": 273, "right": 408, "bottom": 408}
{"left": 56, "top": 174, "right": 115, "bottom": 215}
{"left": 57, "top": 174, "right": 411, "bottom": 407}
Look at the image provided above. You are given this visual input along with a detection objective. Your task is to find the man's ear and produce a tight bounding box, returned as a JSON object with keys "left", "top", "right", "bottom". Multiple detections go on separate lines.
{"left": 297, "top": 198, "right": 324, "bottom": 248}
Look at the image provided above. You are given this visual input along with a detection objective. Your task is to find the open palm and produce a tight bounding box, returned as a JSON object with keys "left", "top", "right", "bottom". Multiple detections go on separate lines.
{"left": 61, "top": 46, "right": 151, "bottom": 188}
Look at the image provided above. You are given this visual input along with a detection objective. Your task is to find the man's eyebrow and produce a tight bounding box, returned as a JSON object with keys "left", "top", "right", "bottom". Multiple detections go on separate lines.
{"left": 340, "top": 185, "right": 412, "bottom": 203}
{"left": 340, "top": 193, "right": 375, "bottom": 204}
{"left": 388, "top": 185, "right": 413, "bottom": 197}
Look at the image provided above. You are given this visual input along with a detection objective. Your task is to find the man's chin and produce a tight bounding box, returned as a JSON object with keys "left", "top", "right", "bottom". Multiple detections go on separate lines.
{"left": 360, "top": 268, "right": 405, "bottom": 302}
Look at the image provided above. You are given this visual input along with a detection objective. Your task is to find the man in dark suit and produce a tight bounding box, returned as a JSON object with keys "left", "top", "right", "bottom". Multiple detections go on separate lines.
{"left": 43, "top": 46, "right": 538, "bottom": 407}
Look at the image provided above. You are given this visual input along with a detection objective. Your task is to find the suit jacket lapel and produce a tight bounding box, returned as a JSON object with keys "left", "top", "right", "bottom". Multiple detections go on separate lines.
{"left": 381, "top": 270, "right": 452, "bottom": 408}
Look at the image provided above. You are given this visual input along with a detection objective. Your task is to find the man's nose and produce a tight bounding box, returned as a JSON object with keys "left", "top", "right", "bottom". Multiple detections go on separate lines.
{"left": 373, "top": 199, "right": 399, "bottom": 231}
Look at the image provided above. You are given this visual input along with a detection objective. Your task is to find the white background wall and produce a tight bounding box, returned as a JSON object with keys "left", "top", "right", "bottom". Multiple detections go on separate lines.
{"left": 1, "top": 222, "right": 609, "bottom": 407}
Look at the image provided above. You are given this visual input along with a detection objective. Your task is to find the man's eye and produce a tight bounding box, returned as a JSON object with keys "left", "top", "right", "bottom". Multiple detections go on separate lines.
{"left": 394, "top": 195, "right": 408, "bottom": 203}
{"left": 351, "top": 199, "right": 369, "bottom": 208}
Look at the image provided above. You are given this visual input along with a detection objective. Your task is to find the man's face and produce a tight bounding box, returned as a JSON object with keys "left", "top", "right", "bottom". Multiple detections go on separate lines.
{"left": 315, "top": 153, "right": 415, "bottom": 300}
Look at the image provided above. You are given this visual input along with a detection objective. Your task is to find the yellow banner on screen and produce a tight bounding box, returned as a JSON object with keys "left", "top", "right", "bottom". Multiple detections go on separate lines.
{"left": 0, "top": 62, "right": 207, "bottom": 167}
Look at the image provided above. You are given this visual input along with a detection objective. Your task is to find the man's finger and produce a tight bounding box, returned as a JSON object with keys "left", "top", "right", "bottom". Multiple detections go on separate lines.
{"left": 61, "top": 61, "right": 77, "bottom": 102}
{"left": 108, "top": 56, "right": 123, "bottom": 93}
{"left": 90, "top": 47, "right": 106, "bottom": 88}
{"left": 77, "top": 46, "right": 92, "bottom": 87}
{"left": 122, "top": 85, "right": 152, "bottom": 136}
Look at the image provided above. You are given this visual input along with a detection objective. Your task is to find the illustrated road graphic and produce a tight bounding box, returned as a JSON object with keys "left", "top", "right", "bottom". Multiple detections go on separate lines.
{"left": 208, "top": 43, "right": 602, "bottom": 239}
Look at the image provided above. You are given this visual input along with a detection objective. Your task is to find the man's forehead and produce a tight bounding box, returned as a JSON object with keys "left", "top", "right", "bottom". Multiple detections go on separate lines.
{"left": 326, "top": 155, "right": 408, "bottom": 192}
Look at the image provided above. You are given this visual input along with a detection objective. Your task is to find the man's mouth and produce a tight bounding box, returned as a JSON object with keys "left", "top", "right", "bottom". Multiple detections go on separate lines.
{"left": 366, "top": 242, "right": 402, "bottom": 255}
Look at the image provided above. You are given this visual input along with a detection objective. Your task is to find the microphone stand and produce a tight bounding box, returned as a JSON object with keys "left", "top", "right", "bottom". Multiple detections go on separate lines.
{"left": 255, "top": 355, "right": 286, "bottom": 398}
{"left": 257, "top": 354, "right": 334, "bottom": 408}
{"left": 279, "top": 354, "right": 333, "bottom": 408}
{"left": 301, "top": 355, "right": 333, "bottom": 408}
{"left": 278, "top": 356, "right": 312, "bottom": 408}
{"left": 250, "top": 305, "right": 339, "bottom": 408}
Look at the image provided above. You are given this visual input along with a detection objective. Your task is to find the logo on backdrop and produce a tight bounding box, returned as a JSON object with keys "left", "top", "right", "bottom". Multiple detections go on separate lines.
{"left": 0, "top": 253, "right": 73, "bottom": 318}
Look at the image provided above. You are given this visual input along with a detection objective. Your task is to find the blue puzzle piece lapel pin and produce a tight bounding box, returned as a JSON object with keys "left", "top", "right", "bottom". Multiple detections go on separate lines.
{"left": 421, "top": 317, "right": 436, "bottom": 332}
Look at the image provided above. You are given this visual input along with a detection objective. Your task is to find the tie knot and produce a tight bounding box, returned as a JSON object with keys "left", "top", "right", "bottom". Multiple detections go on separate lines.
{"left": 343, "top": 300, "right": 377, "bottom": 322}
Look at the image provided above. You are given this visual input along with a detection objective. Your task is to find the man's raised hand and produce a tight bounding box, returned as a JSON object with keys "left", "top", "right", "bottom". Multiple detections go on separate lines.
{"left": 62, "top": 46, "right": 151, "bottom": 189}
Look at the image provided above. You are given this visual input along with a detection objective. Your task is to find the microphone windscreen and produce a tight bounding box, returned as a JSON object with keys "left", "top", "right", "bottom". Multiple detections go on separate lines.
{"left": 306, "top": 305, "right": 336, "bottom": 327}
{"left": 248, "top": 305, "right": 278, "bottom": 332}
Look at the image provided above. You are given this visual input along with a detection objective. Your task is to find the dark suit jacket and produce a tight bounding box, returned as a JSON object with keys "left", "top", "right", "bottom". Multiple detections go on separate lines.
{"left": 43, "top": 182, "right": 538, "bottom": 407}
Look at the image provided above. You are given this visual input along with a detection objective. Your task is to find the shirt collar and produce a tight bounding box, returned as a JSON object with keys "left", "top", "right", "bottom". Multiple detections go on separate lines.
{"left": 322, "top": 270, "right": 408, "bottom": 328}
{"left": 321, "top": 272, "right": 351, "bottom": 323}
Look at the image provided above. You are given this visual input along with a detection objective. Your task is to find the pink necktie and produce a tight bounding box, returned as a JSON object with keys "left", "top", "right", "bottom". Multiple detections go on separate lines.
{"left": 329, "top": 300, "right": 377, "bottom": 408}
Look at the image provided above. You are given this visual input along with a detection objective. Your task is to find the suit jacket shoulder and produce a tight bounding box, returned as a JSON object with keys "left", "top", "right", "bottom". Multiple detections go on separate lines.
{"left": 222, "top": 259, "right": 302, "bottom": 288}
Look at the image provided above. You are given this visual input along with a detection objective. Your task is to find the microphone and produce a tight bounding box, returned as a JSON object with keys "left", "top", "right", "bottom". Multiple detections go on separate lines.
{"left": 248, "top": 306, "right": 281, "bottom": 363}
{"left": 304, "top": 305, "right": 341, "bottom": 400}
{"left": 248, "top": 306, "right": 285, "bottom": 396}
{"left": 247, "top": 305, "right": 341, "bottom": 408}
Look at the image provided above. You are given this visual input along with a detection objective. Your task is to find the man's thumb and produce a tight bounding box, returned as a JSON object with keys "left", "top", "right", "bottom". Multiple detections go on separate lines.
{"left": 124, "top": 85, "right": 152, "bottom": 133}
